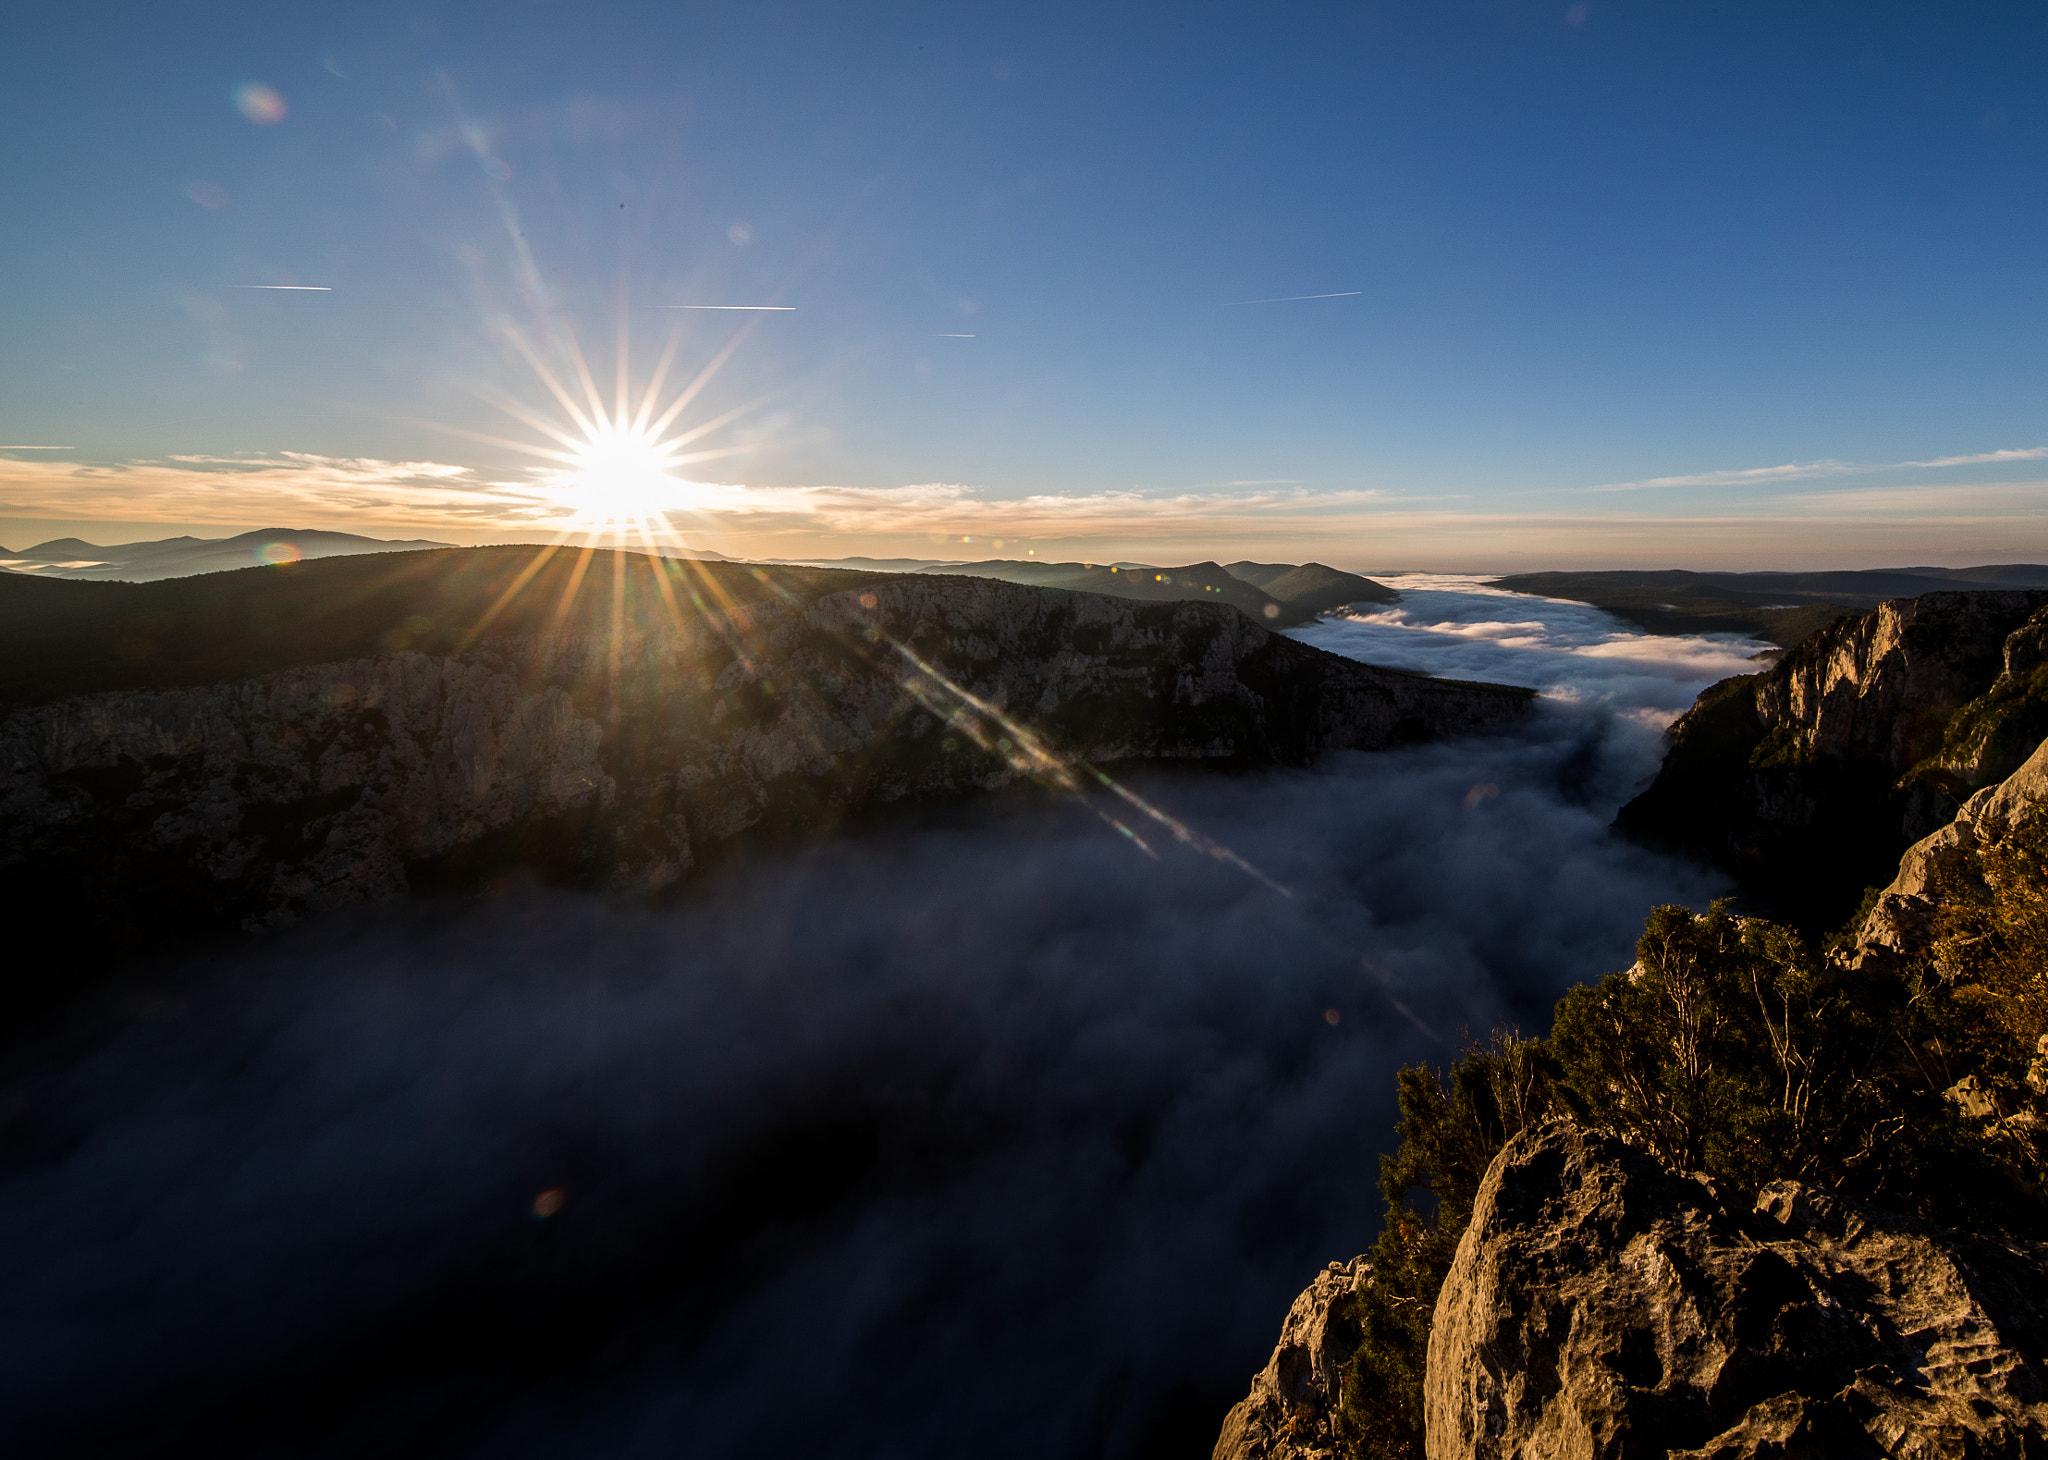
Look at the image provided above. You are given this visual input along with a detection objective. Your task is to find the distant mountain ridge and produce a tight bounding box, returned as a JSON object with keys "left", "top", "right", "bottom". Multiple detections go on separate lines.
{"left": 1493, "top": 564, "right": 2048, "bottom": 646}
{"left": 1223, "top": 561, "right": 1398, "bottom": 612}
{"left": 0, "top": 528, "right": 732, "bottom": 582}
{"left": 917, "top": 558, "right": 1314, "bottom": 624}
{"left": 0, "top": 528, "right": 455, "bottom": 582}
{"left": 778, "top": 555, "right": 1400, "bottom": 626}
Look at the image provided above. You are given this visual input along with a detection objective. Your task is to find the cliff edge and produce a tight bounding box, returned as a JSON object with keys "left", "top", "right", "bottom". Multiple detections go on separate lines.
{"left": 1617, "top": 590, "right": 2048, "bottom": 923}
{"left": 0, "top": 548, "right": 1531, "bottom": 1021}
{"left": 1425, "top": 1122, "right": 2048, "bottom": 1460}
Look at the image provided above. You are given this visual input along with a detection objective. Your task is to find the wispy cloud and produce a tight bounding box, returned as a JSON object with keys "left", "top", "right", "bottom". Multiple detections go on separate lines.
{"left": 1585, "top": 460, "right": 1857, "bottom": 493}
{"left": 1588, "top": 446, "right": 2048, "bottom": 494}
{"left": 1227, "top": 291, "right": 1362, "bottom": 305}
{"left": 0, "top": 453, "right": 550, "bottom": 529}
{"left": 6, "top": 450, "right": 2048, "bottom": 569}
{"left": 0, "top": 452, "right": 1381, "bottom": 546}
{"left": 1905, "top": 446, "right": 2048, "bottom": 469}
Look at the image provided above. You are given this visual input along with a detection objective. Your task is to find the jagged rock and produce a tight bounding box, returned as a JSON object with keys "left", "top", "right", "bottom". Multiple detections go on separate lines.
{"left": 1618, "top": 590, "right": 2048, "bottom": 922}
{"left": 1927, "top": 604, "right": 2048, "bottom": 799}
{"left": 0, "top": 555, "right": 1531, "bottom": 1014}
{"left": 1424, "top": 1121, "right": 2048, "bottom": 1460}
{"left": 1844, "top": 731, "right": 2048, "bottom": 973}
{"left": 1212, "top": 1258, "right": 1371, "bottom": 1460}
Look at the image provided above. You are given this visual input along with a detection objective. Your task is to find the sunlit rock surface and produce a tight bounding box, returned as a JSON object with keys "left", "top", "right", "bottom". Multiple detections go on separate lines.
{"left": 1618, "top": 589, "right": 2048, "bottom": 922}
{"left": 1845, "top": 727, "right": 2048, "bottom": 974}
{"left": 0, "top": 550, "right": 1530, "bottom": 1010}
{"left": 1211, "top": 1258, "right": 1370, "bottom": 1460}
{"left": 1424, "top": 1121, "right": 2048, "bottom": 1460}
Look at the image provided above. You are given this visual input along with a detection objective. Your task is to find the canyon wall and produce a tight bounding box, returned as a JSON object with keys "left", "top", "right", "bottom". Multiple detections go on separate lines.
{"left": 0, "top": 566, "right": 1531, "bottom": 1016}
{"left": 1617, "top": 591, "right": 2048, "bottom": 921}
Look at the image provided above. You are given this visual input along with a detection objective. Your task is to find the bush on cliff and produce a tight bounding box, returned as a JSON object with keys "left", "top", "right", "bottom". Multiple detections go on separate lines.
{"left": 1333, "top": 886, "right": 2048, "bottom": 1459}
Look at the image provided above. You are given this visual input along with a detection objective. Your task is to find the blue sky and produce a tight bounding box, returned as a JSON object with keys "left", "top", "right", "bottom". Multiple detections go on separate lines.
{"left": 2, "top": 0, "right": 2044, "bottom": 567}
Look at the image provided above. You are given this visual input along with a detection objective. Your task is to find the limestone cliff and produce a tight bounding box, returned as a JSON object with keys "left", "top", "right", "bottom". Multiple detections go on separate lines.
{"left": 0, "top": 549, "right": 1530, "bottom": 1017}
{"left": 1212, "top": 1259, "right": 1373, "bottom": 1460}
{"left": 1424, "top": 1122, "right": 2048, "bottom": 1460}
{"left": 1617, "top": 589, "right": 2048, "bottom": 922}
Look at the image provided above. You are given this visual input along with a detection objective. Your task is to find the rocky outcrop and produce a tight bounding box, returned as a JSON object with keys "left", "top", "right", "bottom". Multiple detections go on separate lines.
{"left": 1617, "top": 590, "right": 2048, "bottom": 923}
{"left": 1927, "top": 603, "right": 2048, "bottom": 796}
{"left": 0, "top": 564, "right": 1530, "bottom": 1009}
{"left": 1212, "top": 1258, "right": 1371, "bottom": 1460}
{"left": 1425, "top": 1121, "right": 2048, "bottom": 1460}
{"left": 1844, "top": 731, "right": 2048, "bottom": 974}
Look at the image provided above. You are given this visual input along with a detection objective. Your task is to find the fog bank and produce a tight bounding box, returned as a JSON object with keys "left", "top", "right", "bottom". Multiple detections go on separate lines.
{"left": 0, "top": 579, "right": 1758, "bottom": 1457}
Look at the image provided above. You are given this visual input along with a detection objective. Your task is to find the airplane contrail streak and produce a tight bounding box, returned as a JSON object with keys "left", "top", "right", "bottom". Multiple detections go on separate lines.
{"left": 648, "top": 304, "right": 795, "bottom": 310}
{"left": 1227, "top": 290, "right": 1362, "bottom": 305}
{"left": 230, "top": 285, "right": 333, "bottom": 291}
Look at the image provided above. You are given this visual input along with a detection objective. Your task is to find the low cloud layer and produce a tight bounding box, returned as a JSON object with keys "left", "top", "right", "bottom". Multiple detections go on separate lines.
{"left": 0, "top": 581, "right": 1743, "bottom": 1456}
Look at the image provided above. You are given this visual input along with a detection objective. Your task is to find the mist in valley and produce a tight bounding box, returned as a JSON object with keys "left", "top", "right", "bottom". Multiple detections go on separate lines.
{"left": 0, "top": 581, "right": 1760, "bottom": 1457}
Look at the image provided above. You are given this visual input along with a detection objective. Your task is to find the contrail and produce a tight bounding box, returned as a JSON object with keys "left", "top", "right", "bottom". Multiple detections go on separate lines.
{"left": 0, "top": 445, "right": 75, "bottom": 450}
{"left": 933, "top": 333, "right": 976, "bottom": 338}
{"left": 1227, "top": 290, "right": 1362, "bottom": 305}
{"left": 649, "top": 304, "right": 795, "bottom": 310}
{"left": 230, "top": 285, "right": 332, "bottom": 291}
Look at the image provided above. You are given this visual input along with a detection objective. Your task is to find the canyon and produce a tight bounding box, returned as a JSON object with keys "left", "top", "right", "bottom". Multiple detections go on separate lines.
{"left": 0, "top": 547, "right": 1529, "bottom": 1024}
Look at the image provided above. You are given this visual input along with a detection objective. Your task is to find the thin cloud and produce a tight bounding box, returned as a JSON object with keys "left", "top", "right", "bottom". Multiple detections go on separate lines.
{"left": 1589, "top": 445, "right": 2048, "bottom": 493}
{"left": 1905, "top": 446, "right": 2048, "bottom": 468}
{"left": 1585, "top": 460, "right": 1855, "bottom": 493}
{"left": 8, "top": 452, "right": 2048, "bottom": 568}
{"left": 0, "top": 454, "right": 1383, "bottom": 542}
{"left": 1227, "top": 290, "right": 1362, "bottom": 305}
{"left": 1772, "top": 478, "right": 2048, "bottom": 516}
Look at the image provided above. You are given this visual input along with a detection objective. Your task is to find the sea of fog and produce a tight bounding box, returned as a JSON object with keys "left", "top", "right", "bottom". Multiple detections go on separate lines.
{"left": 0, "top": 577, "right": 1765, "bottom": 1458}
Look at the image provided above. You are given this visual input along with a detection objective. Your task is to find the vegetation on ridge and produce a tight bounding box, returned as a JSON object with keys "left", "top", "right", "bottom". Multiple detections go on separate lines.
{"left": 1332, "top": 837, "right": 2048, "bottom": 1458}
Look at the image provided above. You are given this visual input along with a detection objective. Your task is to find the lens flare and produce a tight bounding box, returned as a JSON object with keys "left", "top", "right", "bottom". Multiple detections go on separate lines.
{"left": 233, "top": 83, "right": 287, "bottom": 125}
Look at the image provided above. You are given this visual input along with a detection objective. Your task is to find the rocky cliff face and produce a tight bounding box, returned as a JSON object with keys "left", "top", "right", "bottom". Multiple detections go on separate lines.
{"left": 0, "top": 561, "right": 1530, "bottom": 1016}
{"left": 1617, "top": 590, "right": 2048, "bottom": 923}
{"left": 1425, "top": 1122, "right": 2048, "bottom": 1460}
{"left": 1845, "top": 727, "right": 2048, "bottom": 977}
{"left": 1211, "top": 1258, "right": 1372, "bottom": 1460}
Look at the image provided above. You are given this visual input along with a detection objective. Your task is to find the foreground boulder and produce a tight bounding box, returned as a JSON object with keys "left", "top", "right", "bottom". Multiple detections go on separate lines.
{"left": 1425, "top": 1122, "right": 2048, "bottom": 1459}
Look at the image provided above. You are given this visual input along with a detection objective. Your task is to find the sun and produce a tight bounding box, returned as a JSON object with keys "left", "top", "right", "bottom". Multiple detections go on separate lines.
{"left": 557, "top": 423, "right": 693, "bottom": 526}
{"left": 471, "top": 322, "right": 757, "bottom": 544}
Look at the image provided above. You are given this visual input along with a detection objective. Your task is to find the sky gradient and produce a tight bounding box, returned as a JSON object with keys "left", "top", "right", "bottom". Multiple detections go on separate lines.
{"left": 3, "top": 0, "right": 2045, "bottom": 568}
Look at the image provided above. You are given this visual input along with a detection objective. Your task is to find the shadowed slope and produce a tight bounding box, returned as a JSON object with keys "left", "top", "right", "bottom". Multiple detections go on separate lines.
{"left": 918, "top": 558, "right": 1307, "bottom": 625}
{"left": 0, "top": 548, "right": 1533, "bottom": 1022}
{"left": 1224, "top": 562, "right": 1398, "bottom": 611}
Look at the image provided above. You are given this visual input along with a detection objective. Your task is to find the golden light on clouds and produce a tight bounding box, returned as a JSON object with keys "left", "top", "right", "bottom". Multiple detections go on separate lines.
{"left": 4, "top": 449, "right": 2048, "bottom": 570}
